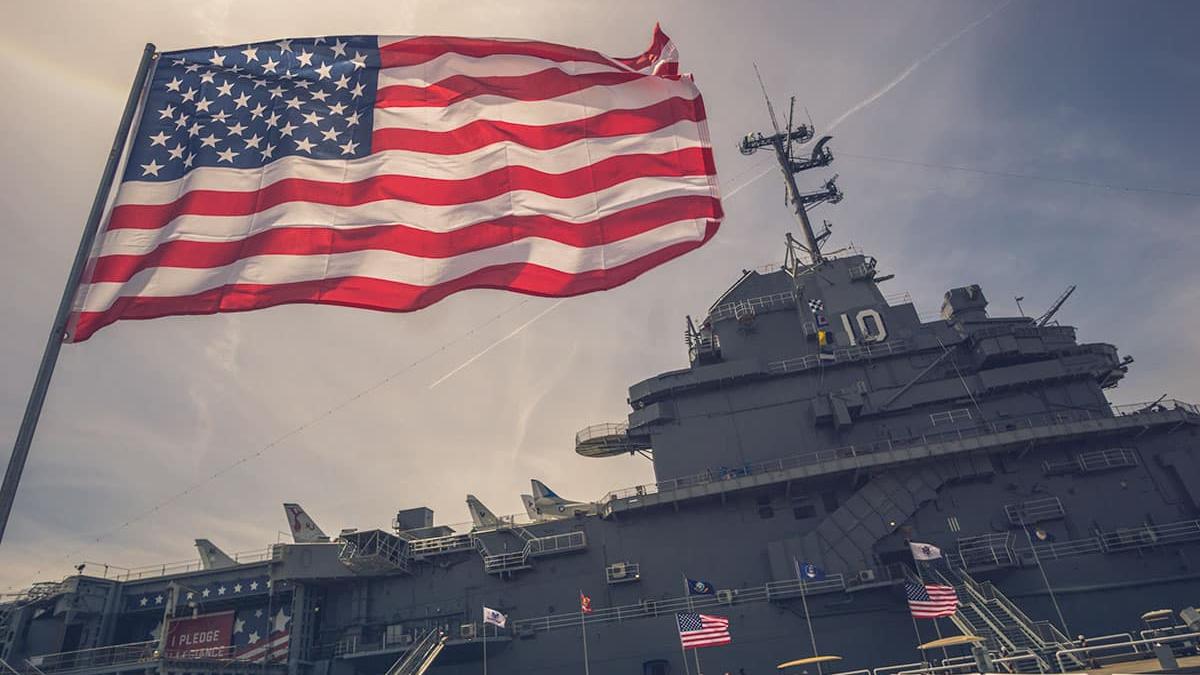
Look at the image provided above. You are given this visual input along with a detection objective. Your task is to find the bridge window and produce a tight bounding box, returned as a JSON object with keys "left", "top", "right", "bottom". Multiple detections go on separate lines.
{"left": 643, "top": 659, "right": 671, "bottom": 675}
{"left": 756, "top": 494, "right": 774, "bottom": 519}
{"left": 822, "top": 491, "right": 840, "bottom": 513}
{"left": 791, "top": 497, "right": 816, "bottom": 519}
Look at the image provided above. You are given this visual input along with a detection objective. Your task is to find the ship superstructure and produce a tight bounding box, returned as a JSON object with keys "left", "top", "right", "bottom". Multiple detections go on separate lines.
{"left": 4, "top": 93, "right": 1200, "bottom": 675}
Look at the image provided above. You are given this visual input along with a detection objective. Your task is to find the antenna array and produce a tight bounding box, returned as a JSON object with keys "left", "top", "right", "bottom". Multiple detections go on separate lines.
{"left": 739, "top": 67, "right": 842, "bottom": 265}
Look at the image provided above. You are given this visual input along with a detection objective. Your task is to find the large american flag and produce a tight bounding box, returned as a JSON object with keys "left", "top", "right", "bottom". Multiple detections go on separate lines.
{"left": 675, "top": 612, "right": 731, "bottom": 650}
{"left": 67, "top": 27, "right": 721, "bottom": 341}
{"left": 905, "top": 581, "right": 959, "bottom": 618}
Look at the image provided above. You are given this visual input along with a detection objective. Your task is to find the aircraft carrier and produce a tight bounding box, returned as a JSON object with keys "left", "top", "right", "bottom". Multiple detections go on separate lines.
{"left": 4, "top": 96, "right": 1200, "bottom": 675}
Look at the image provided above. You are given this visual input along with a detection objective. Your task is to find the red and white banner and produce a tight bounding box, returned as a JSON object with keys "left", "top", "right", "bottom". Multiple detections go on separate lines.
{"left": 165, "top": 611, "right": 235, "bottom": 659}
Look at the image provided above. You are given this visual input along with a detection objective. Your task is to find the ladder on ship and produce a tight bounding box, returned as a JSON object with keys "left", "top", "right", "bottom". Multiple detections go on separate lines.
{"left": 384, "top": 628, "right": 446, "bottom": 675}
{"left": 931, "top": 568, "right": 1085, "bottom": 673}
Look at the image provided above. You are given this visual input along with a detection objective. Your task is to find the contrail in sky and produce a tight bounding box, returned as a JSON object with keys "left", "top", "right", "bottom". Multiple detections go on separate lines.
{"left": 728, "top": 0, "right": 1012, "bottom": 201}
{"left": 428, "top": 299, "right": 566, "bottom": 389}
{"left": 825, "top": 0, "right": 1013, "bottom": 133}
{"left": 726, "top": 164, "right": 776, "bottom": 199}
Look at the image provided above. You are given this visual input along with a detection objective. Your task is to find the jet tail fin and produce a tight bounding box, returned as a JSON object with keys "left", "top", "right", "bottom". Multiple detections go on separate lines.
{"left": 531, "top": 479, "right": 559, "bottom": 500}
{"left": 467, "top": 495, "right": 500, "bottom": 529}
{"left": 195, "top": 539, "right": 237, "bottom": 570}
{"left": 283, "top": 503, "right": 330, "bottom": 543}
{"left": 520, "top": 494, "right": 538, "bottom": 520}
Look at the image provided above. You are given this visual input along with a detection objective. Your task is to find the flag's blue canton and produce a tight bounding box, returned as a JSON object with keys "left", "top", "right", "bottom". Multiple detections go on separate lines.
{"left": 125, "top": 36, "right": 379, "bottom": 182}
{"left": 905, "top": 581, "right": 931, "bottom": 602}
{"left": 676, "top": 612, "right": 703, "bottom": 632}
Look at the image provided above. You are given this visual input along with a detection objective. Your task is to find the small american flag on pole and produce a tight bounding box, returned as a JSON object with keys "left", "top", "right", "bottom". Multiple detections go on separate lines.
{"left": 67, "top": 27, "right": 721, "bottom": 341}
{"left": 675, "top": 612, "right": 731, "bottom": 650}
{"left": 905, "top": 581, "right": 959, "bottom": 618}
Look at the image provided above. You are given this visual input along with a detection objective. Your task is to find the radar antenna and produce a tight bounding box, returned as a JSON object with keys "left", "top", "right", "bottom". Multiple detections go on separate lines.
{"left": 740, "top": 66, "right": 839, "bottom": 265}
{"left": 1036, "top": 285, "right": 1076, "bottom": 327}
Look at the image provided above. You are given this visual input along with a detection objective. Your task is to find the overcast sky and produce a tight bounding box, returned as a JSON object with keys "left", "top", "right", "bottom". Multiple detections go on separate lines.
{"left": 2, "top": 0, "right": 1198, "bottom": 591}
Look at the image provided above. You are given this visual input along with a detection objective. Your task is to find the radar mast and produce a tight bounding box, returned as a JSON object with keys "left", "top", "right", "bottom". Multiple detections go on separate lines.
{"left": 739, "top": 66, "right": 841, "bottom": 267}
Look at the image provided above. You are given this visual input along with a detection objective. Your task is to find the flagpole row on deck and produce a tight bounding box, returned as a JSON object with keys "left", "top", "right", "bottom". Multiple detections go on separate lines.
{"left": 0, "top": 43, "right": 158, "bottom": 546}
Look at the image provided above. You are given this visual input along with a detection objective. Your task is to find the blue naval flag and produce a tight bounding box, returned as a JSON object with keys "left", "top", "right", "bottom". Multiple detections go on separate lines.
{"left": 686, "top": 578, "right": 715, "bottom": 596}
{"left": 795, "top": 559, "right": 825, "bottom": 582}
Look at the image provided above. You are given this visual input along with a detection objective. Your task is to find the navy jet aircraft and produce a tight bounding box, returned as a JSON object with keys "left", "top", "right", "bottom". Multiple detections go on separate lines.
{"left": 528, "top": 479, "right": 598, "bottom": 519}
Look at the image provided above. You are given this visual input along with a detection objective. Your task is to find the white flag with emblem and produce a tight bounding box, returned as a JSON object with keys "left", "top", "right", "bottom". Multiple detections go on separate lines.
{"left": 482, "top": 606, "right": 507, "bottom": 628}
{"left": 909, "top": 541, "right": 943, "bottom": 561}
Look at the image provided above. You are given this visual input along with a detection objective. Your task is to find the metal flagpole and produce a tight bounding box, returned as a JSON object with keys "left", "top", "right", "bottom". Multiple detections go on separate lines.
{"left": 906, "top": 569, "right": 926, "bottom": 663}
{"left": 481, "top": 612, "right": 487, "bottom": 675}
{"left": 0, "top": 43, "right": 157, "bottom": 545}
{"left": 678, "top": 576, "right": 691, "bottom": 675}
{"left": 681, "top": 575, "right": 703, "bottom": 675}
{"left": 793, "top": 559, "right": 822, "bottom": 675}
{"left": 1021, "top": 514, "right": 1071, "bottom": 636}
{"left": 909, "top": 612, "right": 924, "bottom": 661}
{"left": 681, "top": 629, "right": 691, "bottom": 672}
{"left": 578, "top": 592, "right": 590, "bottom": 675}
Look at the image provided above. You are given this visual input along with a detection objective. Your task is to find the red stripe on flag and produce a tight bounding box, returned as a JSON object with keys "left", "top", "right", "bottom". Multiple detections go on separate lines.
{"left": 374, "top": 68, "right": 641, "bottom": 109}
{"left": 106, "top": 148, "right": 716, "bottom": 231}
{"left": 371, "top": 96, "right": 706, "bottom": 154}
{"left": 87, "top": 196, "right": 721, "bottom": 283}
{"left": 378, "top": 36, "right": 622, "bottom": 70}
{"left": 71, "top": 221, "right": 718, "bottom": 341}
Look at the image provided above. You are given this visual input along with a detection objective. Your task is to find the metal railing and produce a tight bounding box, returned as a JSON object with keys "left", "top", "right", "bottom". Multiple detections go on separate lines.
{"left": 1078, "top": 447, "right": 1138, "bottom": 472}
{"left": 79, "top": 548, "right": 274, "bottom": 582}
{"left": 605, "top": 562, "right": 640, "bottom": 584}
{"left": 575, "top": 422, "right": 630, "bottom": 446}
{"left": 384, "top": 628, "right": 445, "bottom": 675}
{"left": 949, "top": 570, "right": 1063, "bottom": 669}
{"left": 1101, "top": 519, "right": 1200, "bottom": 552}
{"left": 956, "top": 533, "right": 1017, "bottom": 569}
{"left": 1054, "top": 631, "right": 1200, "bottom": 672}
{"left": 967, "top": 324, "right": 1077, "bottom": 343}
{"left": 406, "top": 534, "right": 474, "bottom": 557}
{"left": 1112, "top": 398, "right": 1200, "bottom": 416}
{"left": 19, "top": 642, "right": 156, "bottom": 674}
{"left": 768, "top": 338, "right": 910, "bottom": 374}
{"left": 482, "top": 531, "right": 586, "bottom": 574}
{"left": 512, "top": 573, "right": 845, "bottom": 634}
{"left": 20, "top": 639, "right": 295, "bottom": 675}
{"left": 1003, "top": 497, "right": 1065, "bottom": 526}
{"left": 528, "top": 532, "right": 586, "bottom": 556}
{"left": 708, "top": 291, "right": 796, "bottom": 323}
{"left": 339, "top": 531, "right": 410, "bottom": 574}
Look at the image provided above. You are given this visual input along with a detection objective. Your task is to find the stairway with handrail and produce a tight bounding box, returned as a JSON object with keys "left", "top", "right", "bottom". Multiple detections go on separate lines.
{"left": 383, "top": 628, "right": 446, "bottom": 675}
{"left": 932, "top": 567, "right": 1090, "bottom": 673}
